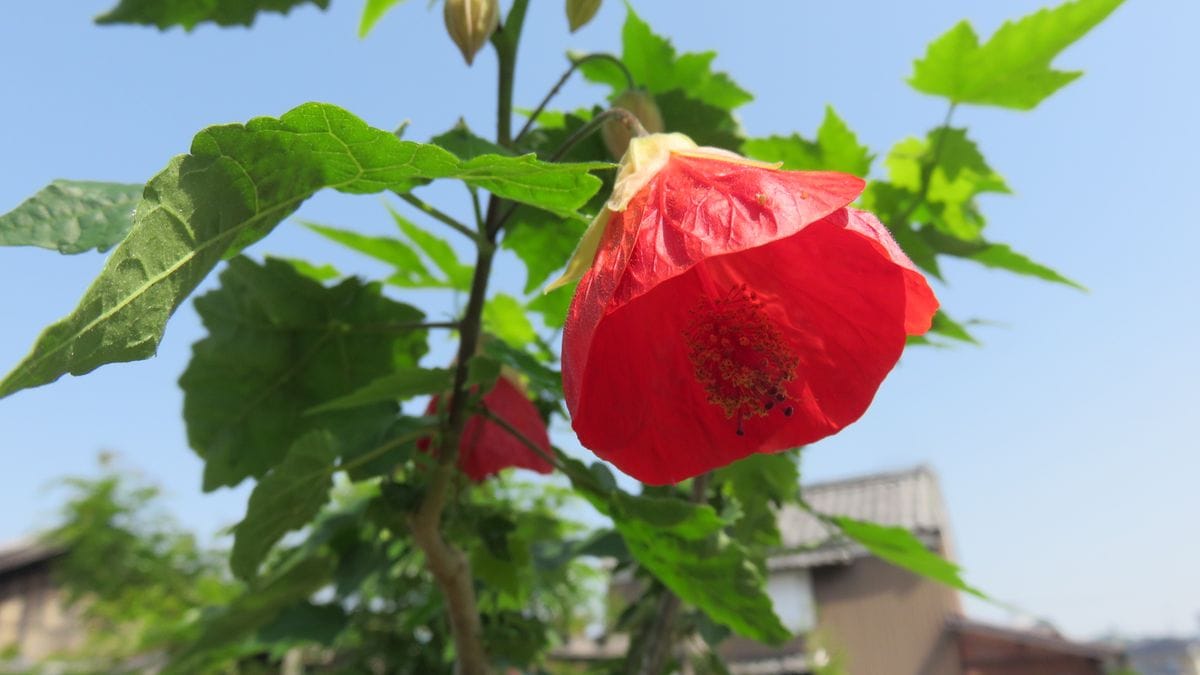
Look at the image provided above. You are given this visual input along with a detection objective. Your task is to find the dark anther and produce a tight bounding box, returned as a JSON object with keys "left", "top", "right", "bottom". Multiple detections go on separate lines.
{"left": 764, "top": 400, "right": 775, "bottom": 411}
{"left": 736, "top": 417, "right": 746, "bottom": 436}
{"left": 783, "top": 406, "right": 794, "bottom": 417}
{"left": 774, "top": 392, "right": 786, "bottom": 402}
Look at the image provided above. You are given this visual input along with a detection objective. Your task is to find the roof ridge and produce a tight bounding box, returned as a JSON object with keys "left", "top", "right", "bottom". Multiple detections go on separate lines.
{"left": 801, "top": 463, "right": 935, "bottom": 493}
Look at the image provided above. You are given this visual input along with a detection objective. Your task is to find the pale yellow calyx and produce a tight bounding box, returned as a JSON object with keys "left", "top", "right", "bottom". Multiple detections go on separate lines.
{"left": 544, "top": 133, "right": 782, "bottom": 294}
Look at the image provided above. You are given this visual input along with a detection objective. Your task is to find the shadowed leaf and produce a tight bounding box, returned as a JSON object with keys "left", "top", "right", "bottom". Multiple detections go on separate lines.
{"left": 0, "top": 180, "right": 141, "bottom": 254}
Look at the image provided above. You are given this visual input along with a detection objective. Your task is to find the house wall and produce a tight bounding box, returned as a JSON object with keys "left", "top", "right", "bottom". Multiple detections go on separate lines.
{"left": 811, "top": 556, "right": 962, "bottom": 675}
{"left": 0, "top": 560, "right": 82, "bottom": 661}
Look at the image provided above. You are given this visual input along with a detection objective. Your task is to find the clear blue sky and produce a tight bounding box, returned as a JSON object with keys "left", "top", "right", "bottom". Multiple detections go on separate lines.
{"left": 2, "top": 0, "right": 1196, "bottom": 640}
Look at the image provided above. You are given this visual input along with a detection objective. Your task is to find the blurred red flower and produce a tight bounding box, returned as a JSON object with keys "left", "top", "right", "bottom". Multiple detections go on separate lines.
{"left": 550, "top": 134, "right": 938, "bottom": 484}
{"left": 422, "top": 376, "right": 554, "bottom": 482}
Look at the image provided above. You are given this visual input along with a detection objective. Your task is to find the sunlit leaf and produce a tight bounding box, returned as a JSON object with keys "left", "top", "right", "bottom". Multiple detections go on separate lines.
{"left": 909, "top": 0, "right": 1124, "bottom": 109}
{"left": 830, "top": 516, "right": 984, "bottom": 597}
{"left": 180, "top": 257, "right": 427, "bottom": 490}
{"left": 358, "top": 0, "right": 407, "bottom": 37}
{"left": 308, "top": 367, "right": 453, "bottom": 414}
{"left": 97, "top": 0, "right": 331, "bottom": 30}
{"left": 743, "top": 107, "right": 872, "bottom": 176}
{"left": 483, "top": 294, "right": 538, "bottom": 348}
{"left": 304, "top": 222, "right": 447, "bottom": 288}
{"left": 388, "top": 206, "right": 473, "bottom": 290}
{"left": 0, "top": 180, "right": 141, "bottom": 254}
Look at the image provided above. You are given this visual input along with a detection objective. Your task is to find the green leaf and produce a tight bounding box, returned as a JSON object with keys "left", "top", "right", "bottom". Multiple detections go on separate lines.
{"left": 0, "top": 180, "right": 141, "bottom": 254}
{"left": 231, "top": 431, "right": 339, "bottom": 580}
{"left": 909, "top": 0, "right": 1124, "bottom": 109}
{"left": 830, "top": 516, "right": 984, "bottom": 597}
{"left": 456, "top": 154, "right": 607, "bottom": 217}
{"left": 97, "top": 0, "right": 331, "bottom": 30}
{"left": 525, "top": 283, "right": 573, "bottom": 329}
{"left": 481, "top": 339, "right": 562, "bottom": 400}
{"left": 304, "top": 222, "right": 446, "bottom": 288}
{"left": 358, "top": 0, "right": 407, "bottom": 37}
{"left": 885, "top": 130, "right": 1009, "bottom": 240}
{"left": 655, "top": 89, "right": 743, "bottom": 152}
{"left": 257, "top": 601, "right": 347, "bottom": 646}
{"left": 608, "top": 492, "right": 790, "bottom": 644}
{"left": 278, "top": 257, "right": 341, "bottom": 282}
{"left": 921, "top": 228, "right": 1085, "bottom": 289}
{"left": 503, "top": 207, "right": 588, "bottom": 294}
{"left": 388, "top": 206, "right": 473, "bottom": 290}
{"left": 714, "top": 453, "right": 799, "bottom": 548}
{"left": 581, "top": 6, "right": 751, "bottom": 111}
{"left": 742, "top": 106, "right": 872, "bottom": 175}
{"left": 483, "top": 294, "right": 538, "bottom": 348}
{"left": 928, "top": 311, "right": 980, "bottom": 345}
{"left": 0, "top": 102, "right": 464, "bottom": 401}
{"left": 308, "top": 367, "right": 453, "bottom": 414}
{"left": 180, "top": 257, "right": 427, "bottom": 490}
{"left": 431, "top": 121, "right": 512, "bottom": 160}
{"left": 168, "top": 556, "right": 335, "bottom": 672}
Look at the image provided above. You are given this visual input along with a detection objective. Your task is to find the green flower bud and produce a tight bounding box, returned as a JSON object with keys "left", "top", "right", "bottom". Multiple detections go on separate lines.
{"left": 602, "top": 89, "right": 665, "bottom": 159}
{"left": 444, "top": 0, "right": 499, "bottom": 66}
{"left": 566, "top": 0, "right": 602, "bottom": 32}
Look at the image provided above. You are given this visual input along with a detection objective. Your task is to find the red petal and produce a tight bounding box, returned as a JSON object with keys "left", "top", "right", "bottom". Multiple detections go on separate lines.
{"left": 843, "top": 208, "right": 939, "bottom": 335}
{"left": 422, "top": 378, "right": 553, "bottom": 482}
{"left": 565, "top": 212, "right": 915, "bottom": 484}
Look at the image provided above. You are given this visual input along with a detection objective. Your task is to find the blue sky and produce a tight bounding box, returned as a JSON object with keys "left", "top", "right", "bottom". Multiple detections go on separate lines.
{"left": 2, "top": 0, "right": 1197, "bottom": 640}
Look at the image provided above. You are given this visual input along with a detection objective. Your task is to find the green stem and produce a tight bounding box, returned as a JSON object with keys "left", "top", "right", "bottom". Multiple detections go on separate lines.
{"left": 491, "top": 0, "right": 531, "bottom": 148}
{"left": 478, "top": 408, "right": 569, "bottom": 474}
{"left": 896, "top": 103, "right": 958, "bottom": 225}
{"left": 399, "top": 193, "right": 477, "bottom": 241}
{"left": 514, "top": 53, "right": 635, "bottom": 144}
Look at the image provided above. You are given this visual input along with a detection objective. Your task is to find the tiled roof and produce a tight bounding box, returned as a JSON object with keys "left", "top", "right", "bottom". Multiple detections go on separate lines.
{"left": 0, "top": 538, "right": 65, "bottom": 577}
{"left": 772, "top": 465, "right": 950, "bottom": 568}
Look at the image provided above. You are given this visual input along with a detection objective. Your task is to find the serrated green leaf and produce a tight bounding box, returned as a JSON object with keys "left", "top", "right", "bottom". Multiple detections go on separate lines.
{"left": 581, "top": 6, "right": 751, "bottom": 111}
{"left": 483, "top": 294, "right": 538, "bottom": 348}
{"left": 96, "top": 0, "right": 331, "bottom": 30}
{"left": 358, "top": 0, "right": 407, "bottom": 37}
{"left": 743, "top": 107, "right": 872, "bottom": 175}
{"left": 655, "top": 89, "right": 743, "bottom": 151}
{"left": 308, "top": 367, "right": 453, "bottom": 414}
{"left": 431, "top": 121, "right": 512, "bottom": 160}
{"left": 714, "top": 453, "right": 799, "bottom": 548}
{"left": 180, "top": 257, "right": 427, "bottom": 490}
{"left": 921, "top": 227, "right": 1084, "bottom": 289}
{"left": 0, "top": 180, "right": 141, "bottom": 254}
{"left": 387, "top": 206, "right": 473, "bottom": 290}
{"left": 0, "top": 102, "right": 465, "bottom": 401}
{"left": 830, "top": 516, "right": 984, "bottom": 597}
{"left": 279, "top": 257, "right": 341, "bottom": 282}
{"left": 909, "top": 0, "right": 1124, "bottom": 109}
{"left": 231, "top": 431, "right": 339, "bottom": 580}
{"left": 304, "top": 222, "right": 447, "bottom": 288}
{"left": 928, "top": 311, "right": 980, "bottom": 345}
{"left": 608, "top": 493, "right": 790, "bottom": 644}
{"left": 503, "top": 209, "right": 587, "bottom": 295}
{"left": 167, "top": 556, "right": 334, "bottom": 672}
{"left": 457, "top": 154, "right": 607, "bottom": 217}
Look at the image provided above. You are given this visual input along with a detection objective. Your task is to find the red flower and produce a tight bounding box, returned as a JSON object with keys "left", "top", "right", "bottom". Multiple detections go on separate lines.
{"left": 422, "top": 376, "right": 554, "bottom": 482}
{"left": 549, "top": 134, "right": 938, "bottom": 484}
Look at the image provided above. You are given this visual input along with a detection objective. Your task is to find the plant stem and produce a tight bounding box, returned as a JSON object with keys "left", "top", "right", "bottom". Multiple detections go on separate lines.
{"left": 628, "top": 473, "right": 711, "bottom": 675}
{"left": 408, "top": 4, "right": 533, "bottom": 674}
{"left": 896, "top": 103, "right": 957, "bottom": 225}
{"left": 478, "top": 408, "right": 568, "bottom": 474}
{"left": 400, "top": 193, "right": 478, "bottom": 242}
{"left": 514, "top": 52, "right": 635, "bottom": 144}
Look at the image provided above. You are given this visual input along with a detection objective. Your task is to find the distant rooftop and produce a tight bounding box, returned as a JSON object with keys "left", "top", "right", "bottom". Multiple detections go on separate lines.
{"left": 772, "top": 464, "right": 951, "bottom": 569}
{"left": 0, "top": 537, "right": 64, "bottom": 578}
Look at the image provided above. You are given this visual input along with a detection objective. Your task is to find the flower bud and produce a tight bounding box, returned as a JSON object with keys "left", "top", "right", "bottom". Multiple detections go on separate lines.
{"left": 566, "top": 0, "right": 601, "bottom": 32}
{"left": 444, "top": 0, "right": 499, "bottom": 66}
{"left": 602, "top": 88, "right": 665, "bottom": 159}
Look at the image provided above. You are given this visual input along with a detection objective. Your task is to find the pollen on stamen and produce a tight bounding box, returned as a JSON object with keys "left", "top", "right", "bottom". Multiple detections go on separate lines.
{"left": 683, "top": 284, "right": 799, "bottom": 434}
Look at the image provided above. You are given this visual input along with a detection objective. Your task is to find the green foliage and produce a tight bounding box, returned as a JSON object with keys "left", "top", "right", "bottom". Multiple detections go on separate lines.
{"left": 359, "top": 0, "right": 407, "bottom": 37}
{"left": 46, "top": 463, "right": 236, "bottom": 664}
{"left": 230, "top": 430, "right": 339, "bottom": 580}
{"left": 180, "top": 256, "right": 427, "bottom": 490}
{"left": 388, "top": 205, "right": 474, "bottom": 290}
{"left": 484, "top": 293, "right": 538, "bottom": 348}
{"left": 308, "top": 367, "right": 452, "bottom": 414}
{"left": 743, "top": 107, "right": 873, "bottom": 176}
{"left": 306, "top": 221, "right": 450, "bottom": 288}
{"left": 714, "top": 453, "right": 801, "bottom": 548}
{"left": 830, "top": 516, "right": 983, "bottom": 598}
{"left": 909, "top": 0, "right": 1124, "bottom": 109}
{"left": 96, "top": 0, "right": 331, "bottom": 30}
{"left": 0, "top": 180, "right": 141, "bottom": 254}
